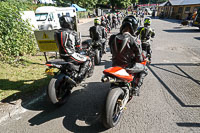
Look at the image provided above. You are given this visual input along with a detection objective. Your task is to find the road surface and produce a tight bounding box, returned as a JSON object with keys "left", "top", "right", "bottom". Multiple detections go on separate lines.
{"left": 0, "top": 17, "right": 200, "bottom": 133}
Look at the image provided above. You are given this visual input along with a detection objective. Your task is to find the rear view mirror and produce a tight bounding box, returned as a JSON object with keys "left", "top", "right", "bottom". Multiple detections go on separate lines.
{"left": 48, "top": 18, "right": 52, "bottom": 21}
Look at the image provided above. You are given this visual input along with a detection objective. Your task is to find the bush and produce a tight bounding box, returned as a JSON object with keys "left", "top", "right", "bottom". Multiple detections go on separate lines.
{"left": 0, "top": 0, "right": 37, "bottom": 63}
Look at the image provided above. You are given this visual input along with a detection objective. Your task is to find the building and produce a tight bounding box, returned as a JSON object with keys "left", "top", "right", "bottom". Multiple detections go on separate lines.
{"left": 158, "top": 0, "right": 200, "bottom": 19}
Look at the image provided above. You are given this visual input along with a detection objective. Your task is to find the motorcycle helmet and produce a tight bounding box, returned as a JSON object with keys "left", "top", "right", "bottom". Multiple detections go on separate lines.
{"left": 59, "top": 15, "right": 74, "bottom": 29}
{"left": 94, "top": 18, "right": 100, "bottom": 25}
{"left": 144, "top": 17, "right": 151, "bottom": 26}
{"left": 120, "top": 15, "right": 138, "bottom": 35}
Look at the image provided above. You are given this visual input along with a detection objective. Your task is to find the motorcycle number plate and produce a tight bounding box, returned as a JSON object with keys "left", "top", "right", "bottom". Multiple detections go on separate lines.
{"left": 194, "top": 21, "right": 199, "bottom": 24}
{"left": 45, "top": 68, "right": 54, "bottom": 76}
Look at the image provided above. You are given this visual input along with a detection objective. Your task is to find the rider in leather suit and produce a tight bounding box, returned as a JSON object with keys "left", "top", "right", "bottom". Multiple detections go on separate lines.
{"left": 109, "top": 15, "right": 148, "bottom": 95}
{"left": 89, "top": 18, "right": 107, "bottom": 54}
{"left": 136, "top": 17, "right": 155, "bottom": 62}
{"left": 55, "top": 16, "right": 90, "bottom": 81}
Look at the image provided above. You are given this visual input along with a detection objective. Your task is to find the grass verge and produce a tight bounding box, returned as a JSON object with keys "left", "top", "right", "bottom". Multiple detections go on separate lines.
{"left": 0, "top": 54, "right": 54, "bottom": 102}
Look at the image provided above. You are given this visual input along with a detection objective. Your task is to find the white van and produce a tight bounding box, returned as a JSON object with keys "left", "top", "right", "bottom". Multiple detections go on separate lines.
{"left": 20, "top": 11, "right": 38, "bottom": 31}
{"left": 35, "top": 6, "right": 76, "bottom": 30}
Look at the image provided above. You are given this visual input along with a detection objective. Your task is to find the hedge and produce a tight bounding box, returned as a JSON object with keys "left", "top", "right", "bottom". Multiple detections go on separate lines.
{"left": 0, "top": 0, "right": 37, "bottom": 63}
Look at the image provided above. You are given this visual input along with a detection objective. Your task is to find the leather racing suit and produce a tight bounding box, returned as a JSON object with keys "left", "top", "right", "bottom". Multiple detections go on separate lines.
{"left": 55, "top": 28, "right": 90, "bottom": 79}
{"left": 109, "top": 32, "right": 148, "bottom": 89}
{"left": 89, "top": 25, "right": 107, "bottom": 53}
{"left": 136, "top": 26, "right": 155, "bottom": 59}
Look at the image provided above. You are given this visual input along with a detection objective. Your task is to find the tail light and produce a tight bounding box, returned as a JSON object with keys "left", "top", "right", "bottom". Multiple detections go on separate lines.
{"left": 46, "top": 64, "right": 52, "bottom": 67}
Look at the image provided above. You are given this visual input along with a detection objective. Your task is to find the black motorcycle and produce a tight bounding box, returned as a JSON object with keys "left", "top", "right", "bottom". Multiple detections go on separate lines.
{"left": 45, "top": 43, "right": 95, "bottom": 106}
{"left": 112, "top": 17, "right": 118, "bottom": 29}
{"left": 90, "top": 40, "right": 105, "bottom": 65}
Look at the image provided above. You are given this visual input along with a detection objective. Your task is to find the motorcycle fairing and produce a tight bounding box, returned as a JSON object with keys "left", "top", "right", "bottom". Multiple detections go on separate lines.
{"left": 141, "top": 61, "right": 147, "bottom": 65}
{"left": 103, "top": 67, "right": 133, "bottom": 82}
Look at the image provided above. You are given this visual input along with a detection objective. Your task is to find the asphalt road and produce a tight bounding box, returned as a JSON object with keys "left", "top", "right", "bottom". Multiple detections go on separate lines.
{"left": 0, "top": 17, "right": 200, "bottom": 133}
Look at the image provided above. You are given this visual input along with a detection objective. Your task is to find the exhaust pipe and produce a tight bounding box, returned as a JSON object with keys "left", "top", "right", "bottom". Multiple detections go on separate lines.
{"left": 65, "top": 76, "right": 77, "bottom": 86}
{"left": 101, "top": 75, "right": 116, "bottom": 83}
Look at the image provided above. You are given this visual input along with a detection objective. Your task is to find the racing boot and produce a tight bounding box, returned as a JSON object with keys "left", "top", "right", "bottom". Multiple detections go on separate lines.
{"left": 76, "top": 61, "right": 90, "bottom": 83}
{"left": 132, "top": 71, "right": 148, "bottom": 96}
{"left": 130, "top": 78, "right": 142, "bottom": 96}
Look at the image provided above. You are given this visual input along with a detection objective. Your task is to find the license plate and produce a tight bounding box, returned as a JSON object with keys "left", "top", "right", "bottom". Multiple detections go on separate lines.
{"left": 194, "top": 21, "right": 199, "bottom": 24}
{"left": 45, "top": 68, "right": 54, "bottom": 75}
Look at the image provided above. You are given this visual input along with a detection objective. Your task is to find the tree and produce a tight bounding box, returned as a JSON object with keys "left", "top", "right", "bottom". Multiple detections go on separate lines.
{"left": 138, "top": 0, "right": 167, "bottom": 4}
{"left": 109, "top": 0, "right": 132, "bottom": 10}
{"left": 132, "top": 0, "right": 139, "bottom": 3}
{"left": 119, "top": 0, "right": 132, "bottom": 9}
{"left": 138, "top": 0, "right": 148, "bottom": 4}
{"left": 98, "top": 0, "right": 109, "bottom": 4}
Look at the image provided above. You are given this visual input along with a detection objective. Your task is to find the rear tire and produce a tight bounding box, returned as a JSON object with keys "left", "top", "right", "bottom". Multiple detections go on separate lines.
{"left": 103, "top": 88, "right": 124, "bottom": 128}
{"left": 47, "top": 73, "right": 71, "bottom": 106}
{"left": 94, "top": 49, "right": 101, "bottom": 65}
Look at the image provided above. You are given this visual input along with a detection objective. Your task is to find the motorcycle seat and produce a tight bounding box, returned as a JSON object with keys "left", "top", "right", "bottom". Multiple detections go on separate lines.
{"left": 46, "top": 59, "right": 80, "bottom": 71}
{"left": 46, "top": 59, "right": 73, "bottom": 65}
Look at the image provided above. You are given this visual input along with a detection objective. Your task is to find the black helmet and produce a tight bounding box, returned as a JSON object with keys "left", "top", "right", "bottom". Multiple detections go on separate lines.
{"left": 59, "top": 16, "right": 73, "bottom": 29}
{"left": 120, "top": 15, "right": 138, "bottom": 35}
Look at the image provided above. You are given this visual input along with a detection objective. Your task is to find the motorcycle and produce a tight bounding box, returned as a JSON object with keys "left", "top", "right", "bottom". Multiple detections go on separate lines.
{"left": 101, "top": 58, "right": 149, "bottom": 128}
{"left": 101, "top": 21, "right": 111, "bottom": 34}
{"left": 45, "top": 42, "right": 95, "bottom": 106}
{"left": 117, "top": 17, "right": 121, "bottom": 25}
{"left": 112, "top": 17, "right": 118, "bottom": 29}
{"left": 141, "top": 40, "right": 152, "bottom": 63}
{"left": 106, "top": 24, "right": 111, "bottom": 33}
{"left": 91, "top": 40, "right": 106, "bottom": 65}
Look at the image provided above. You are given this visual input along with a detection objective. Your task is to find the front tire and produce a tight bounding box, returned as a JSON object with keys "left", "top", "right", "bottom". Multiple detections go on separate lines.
{"left": 104, "top": 88, "right": 124, "bottom": 128}
{"left": 94, "top": 49, "right": 101, "bottom": 65}
{"left": 47, "top": 73, "right": 71, "bottom": 106}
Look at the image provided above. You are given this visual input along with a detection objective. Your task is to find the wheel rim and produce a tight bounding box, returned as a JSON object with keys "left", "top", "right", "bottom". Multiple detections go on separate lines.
{"left": 112, "top": 99, "right": 122, "bottom": 123}
{"left": 56, "top": 78, "right": 68, "bottom": 100}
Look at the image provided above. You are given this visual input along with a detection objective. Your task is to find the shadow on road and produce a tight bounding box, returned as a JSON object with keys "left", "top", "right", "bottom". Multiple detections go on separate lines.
{"left": 81, "top": 35, "right": 90, "bottom": 38}
{"left": 163, "top": 29, "right": 200, "bottom": 33}
{"left": 28, "top": 82, "right": 110, "bottom": 132}
{"left": 177, "top": 122, "right": 200, "bottom": 127}
{"left": 194, "top": 37, "right": 200, "bottom": 41}
{"left": 148, "top": 63, "right": 200, "bottom": 108}
{"left": 0, "top": 76, "right": 51, "bottom": 105}
{"left": 173, "top": 26, "right": 184, "bottom": 29}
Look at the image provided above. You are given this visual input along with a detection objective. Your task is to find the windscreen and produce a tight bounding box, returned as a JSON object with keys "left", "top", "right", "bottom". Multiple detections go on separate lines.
{"left": 35, "top": 13, "right": 48, "bottom": 21}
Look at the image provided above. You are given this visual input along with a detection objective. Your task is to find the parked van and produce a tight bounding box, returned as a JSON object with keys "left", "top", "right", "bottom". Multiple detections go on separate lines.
{"left": 35, "top": 6, "right": 77, "bottom": 30}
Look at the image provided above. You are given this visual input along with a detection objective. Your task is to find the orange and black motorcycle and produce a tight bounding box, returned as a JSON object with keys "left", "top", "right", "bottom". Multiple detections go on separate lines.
{"left": 101, "top": 56, "right": 149, "bottom": 128}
